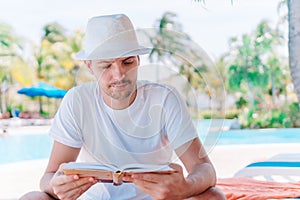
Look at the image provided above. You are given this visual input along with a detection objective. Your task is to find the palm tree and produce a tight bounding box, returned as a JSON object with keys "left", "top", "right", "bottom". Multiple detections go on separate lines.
{"left": 34, "top": 22, "right": 84, "bottom": 90}
{"left": 29, "top": 23, "right": 84, "bottom": 116}
{"left": 146, "top": 12, "right": 225, "bottom": 115}
{"left": 0, "top": 23, "right": 25, "bottom": 114}
{"left": 287, "top": 0, "right": 300, "bottom": 102}
{"left": 35, "top": 22, "right": 67, "bottom": 83}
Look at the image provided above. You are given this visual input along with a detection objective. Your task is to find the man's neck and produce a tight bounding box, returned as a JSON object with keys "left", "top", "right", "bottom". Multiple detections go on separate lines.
{"left": 103, "top": 89, "right": 137, "bottom": 110}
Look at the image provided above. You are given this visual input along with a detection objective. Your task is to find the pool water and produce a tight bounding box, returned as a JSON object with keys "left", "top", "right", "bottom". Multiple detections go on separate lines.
{"left": 200, "top": 128, "right": 300, "bottom": 145}
{"left": 0, "top": 134, "right": 53, "bottom": 164}
{"left": 1, "top": 127, "right": 300, "bottom": 164}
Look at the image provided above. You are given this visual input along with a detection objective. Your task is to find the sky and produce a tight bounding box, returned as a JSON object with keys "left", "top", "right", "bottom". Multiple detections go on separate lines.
{"left": 0, "top": 0, "right": 284, "bottom": 60}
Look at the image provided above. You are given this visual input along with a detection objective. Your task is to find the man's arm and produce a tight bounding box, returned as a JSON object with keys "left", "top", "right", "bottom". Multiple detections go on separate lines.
{"left": 176, "top": 137, "right": 217, "bottom": 197}
{"left": 40, "top": 141, "right": 97, "bottom": 199}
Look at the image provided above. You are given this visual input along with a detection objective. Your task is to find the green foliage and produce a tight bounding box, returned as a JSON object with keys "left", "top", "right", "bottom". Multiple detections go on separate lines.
{"left": 237, "top": 102, "right": 300, "bottom": 129}
{"left": 40, "top": 110, "right": 50, "bottom": 118}
{"left": 228, "top": 65, "right": 243, "bottom": 91}
{"left": 224, "top": 18, "right": 294, "bottom": 129}
{"left": 225, "top": 20, "right": 286, "bottom": 110}
{"left": 0, "top": 22, "right": 26, "bottom": 113}
{"left": 269, "top": 110, "right": 291, "bottom": 128}
{"left": 0, "top": 23, "right": 24, "bottom": 58}
{"left": 43, "top": 23, "right": 66, "bottom": 43}
{"left": 225, "top": 110, "right": 239, "bottom": 119}
{"left": 34, "top": 23, "right": 84, "bottom": 90}
{"left": 235, "top": 97, "right": 248, "bottom": 109}
{"left": 1, "top": 9, "right": 298, "bottom": 127}
{"left": 199, "top": 109, "right": 239, "bottom": 119}
{"left": 287, "top": 102, "right": 300, "bottom": 127}
{"left": 6, "top": 104, "right": 12, "bottom": 114}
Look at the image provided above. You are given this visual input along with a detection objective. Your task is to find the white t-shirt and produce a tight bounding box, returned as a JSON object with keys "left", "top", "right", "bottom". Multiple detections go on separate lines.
{"left": 49, "top": 80, "right": 198, "bottom": 199}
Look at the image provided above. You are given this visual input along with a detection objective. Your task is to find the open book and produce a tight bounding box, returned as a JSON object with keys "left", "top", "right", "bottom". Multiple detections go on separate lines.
{"left": 62, "top": 162, "right": 176, "bottom": 185}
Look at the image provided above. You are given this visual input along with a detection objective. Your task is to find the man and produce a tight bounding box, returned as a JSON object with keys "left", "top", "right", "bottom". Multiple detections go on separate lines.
{"left": 21, "top": 14, "right": 225, "bottom": 199}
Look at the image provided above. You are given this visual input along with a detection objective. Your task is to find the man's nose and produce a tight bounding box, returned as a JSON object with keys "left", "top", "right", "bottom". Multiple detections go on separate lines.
{"left": 111, "top": 63, "right": 125, "bottom": 80}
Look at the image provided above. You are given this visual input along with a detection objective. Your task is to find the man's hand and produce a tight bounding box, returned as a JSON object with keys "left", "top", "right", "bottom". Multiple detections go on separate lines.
{"left": 123, "top": 163, "right": 191, "bottom": 200}
{"left": 49, "top": 164, "right": 98, "bottom": 200}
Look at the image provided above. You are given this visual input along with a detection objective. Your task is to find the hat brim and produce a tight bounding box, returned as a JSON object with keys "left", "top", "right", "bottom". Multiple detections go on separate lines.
{"left": 75, "top": 46, "right": 152, "bottom": 60}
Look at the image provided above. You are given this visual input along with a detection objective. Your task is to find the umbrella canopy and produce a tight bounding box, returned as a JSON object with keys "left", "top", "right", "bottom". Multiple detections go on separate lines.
{"left": 17, "top": 82, "right": 67, "bottom": 116}
{"left": 17, "top": 82, "right": 67, "bottom": 98}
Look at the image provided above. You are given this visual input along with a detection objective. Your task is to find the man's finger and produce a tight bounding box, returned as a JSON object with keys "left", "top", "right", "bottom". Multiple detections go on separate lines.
{"left": 51, "top": 174, "right": 75, "bottom": 186}
{"left": 62, "top": 177, "right": 97, "bottom": 193}
{"left": 62, "top": 180, "right": 97, "bottom": 199}
{"left": 168, "top": 163, "right": 183, "bottom": 174}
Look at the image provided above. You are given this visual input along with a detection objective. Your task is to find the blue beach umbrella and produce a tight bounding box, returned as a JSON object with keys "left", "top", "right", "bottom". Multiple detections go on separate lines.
{"left": 17, "top": 82, "right": 67, "bottom": 114}
{"left": 17, "top": 82, "right": 67, "bottom": 98}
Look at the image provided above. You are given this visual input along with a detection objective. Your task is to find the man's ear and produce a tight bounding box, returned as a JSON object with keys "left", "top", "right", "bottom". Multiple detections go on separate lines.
{"left": 84, "top": 60, "right": 93, "bottom": 74}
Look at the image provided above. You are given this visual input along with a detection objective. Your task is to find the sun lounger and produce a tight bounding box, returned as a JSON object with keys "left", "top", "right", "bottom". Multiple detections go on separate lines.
{"left": 268, "top": 153, "right": 300, "bottom": 162}
{"left": 234, "top": 153, "right": 300, "bottom": 182}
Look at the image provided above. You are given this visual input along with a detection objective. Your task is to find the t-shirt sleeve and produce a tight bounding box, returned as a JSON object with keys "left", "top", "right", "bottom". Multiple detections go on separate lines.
{"left": 164, "top": 87, "right": 198, "bottom": 150}
{"left": 49, "top": 88, "right": 83, "bottom": 148}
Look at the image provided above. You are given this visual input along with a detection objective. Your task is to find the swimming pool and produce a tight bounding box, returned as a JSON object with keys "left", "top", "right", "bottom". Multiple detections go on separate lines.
{"left": 200, "top": 128, "right": 300, "bottom": 145}
{"left": 0, "top": 134, "right": 53, "bottom": 164}
{"left": 1, "top": 127, "right": 300, "bottom": 164}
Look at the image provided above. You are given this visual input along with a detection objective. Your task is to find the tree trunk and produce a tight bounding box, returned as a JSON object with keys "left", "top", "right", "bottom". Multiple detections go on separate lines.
{"left": 288, "top": 0, "right": 300, "bottom": 102}
{"left": 271, "top": 73, "right": 277, "bottom": 106}
{"left": 246, "top": 79, "right": 255, "bottom": 109}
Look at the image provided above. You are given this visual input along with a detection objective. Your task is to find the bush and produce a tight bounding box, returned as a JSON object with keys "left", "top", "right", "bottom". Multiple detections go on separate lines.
{"left": 238, "top": 107, "right": 294, "bottom": 129}
{"left": 287, "top": 102, "right": 300, "bottom": 127}
{"left": 197, "top": 109, "right": 239, "bottom": 119}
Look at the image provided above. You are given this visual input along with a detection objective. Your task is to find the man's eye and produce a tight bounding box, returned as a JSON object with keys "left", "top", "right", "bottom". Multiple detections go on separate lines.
{"left": 124, "top": 59, "right": 135, "bottom": 65}
{"left": 124, "top": 61, "right": 134, "bottom": 65}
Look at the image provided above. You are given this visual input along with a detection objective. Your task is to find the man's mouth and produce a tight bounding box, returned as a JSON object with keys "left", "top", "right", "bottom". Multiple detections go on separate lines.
{"left": 110, "top": 81, "right": 130, "bottom": 90}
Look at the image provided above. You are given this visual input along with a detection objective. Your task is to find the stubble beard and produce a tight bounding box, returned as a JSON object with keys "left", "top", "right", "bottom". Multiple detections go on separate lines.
{"left": 107, "top": 80, "right": 135, "bottom": 101}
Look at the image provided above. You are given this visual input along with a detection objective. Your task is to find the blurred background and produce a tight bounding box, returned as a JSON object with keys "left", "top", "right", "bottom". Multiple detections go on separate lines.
{"left": 0, "top": 0, "right": 298, "bottom": 128}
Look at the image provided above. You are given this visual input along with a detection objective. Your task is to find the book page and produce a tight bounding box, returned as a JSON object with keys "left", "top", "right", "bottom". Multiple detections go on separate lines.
{"left": 120, "top": 163, "right": 175, "bottom": 173}
{"left": 63, "top": 162, "right": 119, "bottom": 172}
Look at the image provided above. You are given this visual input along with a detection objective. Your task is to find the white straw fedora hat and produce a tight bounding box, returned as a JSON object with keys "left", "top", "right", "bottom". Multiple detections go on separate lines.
{"left": 75, "top": 14, "right": 151, "bottom": 60}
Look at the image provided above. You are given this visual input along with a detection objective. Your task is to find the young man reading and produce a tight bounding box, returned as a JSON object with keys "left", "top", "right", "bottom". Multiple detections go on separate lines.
{"left": 21, "top": 14, "right": 225, "bottom": 200}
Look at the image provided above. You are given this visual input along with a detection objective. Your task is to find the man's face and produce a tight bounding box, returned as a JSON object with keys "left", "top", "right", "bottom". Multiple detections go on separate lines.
{"left": 88, "top": 56, "right": 139, "bottom": 101}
